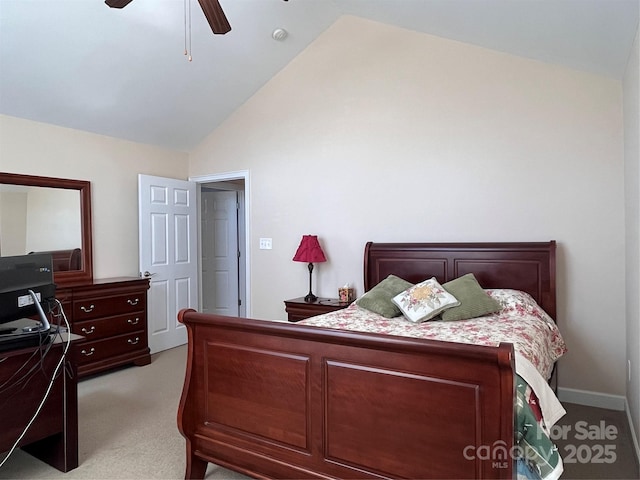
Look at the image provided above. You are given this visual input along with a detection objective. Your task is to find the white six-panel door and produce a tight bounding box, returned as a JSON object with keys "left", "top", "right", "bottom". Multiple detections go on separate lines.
{"left": 201, "top": 190, "right": 239, "bottom": 316}
{"left": 138, "top": 174, "right": 197, "bottom": 353}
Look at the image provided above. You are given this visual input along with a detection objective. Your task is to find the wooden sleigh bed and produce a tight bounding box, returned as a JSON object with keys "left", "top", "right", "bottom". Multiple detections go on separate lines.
{"left": 177, "top": 241, "right": 558, "bottom": 479}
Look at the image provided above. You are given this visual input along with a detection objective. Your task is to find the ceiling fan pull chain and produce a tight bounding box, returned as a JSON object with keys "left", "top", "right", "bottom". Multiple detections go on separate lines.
{"left": 188, "top": 0, "right": 193, "bottom": 62}
{"left": 183, "top": 0, "right": 188, "bottom": 56}
{"left": 184, "top": 0, "right": 193, "bottom": 61}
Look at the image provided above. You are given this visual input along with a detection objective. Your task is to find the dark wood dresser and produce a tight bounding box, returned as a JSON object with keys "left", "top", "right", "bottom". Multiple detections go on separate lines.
{"left": 57, "top": 277, "right": 150, "bottom": 378}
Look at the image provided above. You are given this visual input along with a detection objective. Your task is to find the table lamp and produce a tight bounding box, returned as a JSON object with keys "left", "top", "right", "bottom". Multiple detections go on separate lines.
{"left": 292, "top": 235, "right": 326, "bottom": 302}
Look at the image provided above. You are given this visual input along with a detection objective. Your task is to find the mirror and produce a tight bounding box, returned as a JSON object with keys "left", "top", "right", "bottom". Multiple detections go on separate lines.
{"left": 0, "top": 172, "right": 93, "bottom": 286}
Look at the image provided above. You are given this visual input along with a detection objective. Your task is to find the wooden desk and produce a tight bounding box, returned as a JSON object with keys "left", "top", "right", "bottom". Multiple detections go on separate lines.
{"left": 0, "top": 333, "right": 82, "bottom": 472}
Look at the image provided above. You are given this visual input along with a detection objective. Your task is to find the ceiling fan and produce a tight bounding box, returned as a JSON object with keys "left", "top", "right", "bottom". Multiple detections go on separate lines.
{"left": 105, "top": 0, "right": 232, "bottom": 35}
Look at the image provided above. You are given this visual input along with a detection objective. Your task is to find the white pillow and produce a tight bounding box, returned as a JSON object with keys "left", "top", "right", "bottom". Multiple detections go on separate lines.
{"left": 392, "top": 277, "right": 460, "bottom": 323}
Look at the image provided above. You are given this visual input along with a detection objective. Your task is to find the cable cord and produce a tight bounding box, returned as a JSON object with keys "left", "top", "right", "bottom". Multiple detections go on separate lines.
{"left": 0, "top": 300, "right": 62, "bottom": 394}
{"left": 0, "top": 299, "right": 71, "bottom": 468}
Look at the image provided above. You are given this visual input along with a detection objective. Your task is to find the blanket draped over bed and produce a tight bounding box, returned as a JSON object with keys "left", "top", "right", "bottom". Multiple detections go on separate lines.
{"left": 177, "top": 241, "right": 566, "bottom": 480}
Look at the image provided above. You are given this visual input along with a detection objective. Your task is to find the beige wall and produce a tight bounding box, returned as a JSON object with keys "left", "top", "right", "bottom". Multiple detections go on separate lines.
{"left": 624, "top": 20, "right": 640, "bottom": 455}
{"left": 0, "top": 115, "right": 189, "bottom": 278}
{"left": 190, "top": 17, "right": 626, "bottom": 396}
{"left": 25, "top": 187, "right": 81, "bottom": 252}
{"left": 0, "top": 15, "right": 631, "bottom": 400}
{"left": 0, "top": 191, "right": 27, "bottom": 255}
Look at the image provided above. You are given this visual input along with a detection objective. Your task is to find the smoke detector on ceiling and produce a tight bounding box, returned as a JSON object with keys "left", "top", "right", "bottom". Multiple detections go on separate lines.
{"left": 272, "top": 28, "right": 288, "bottom": 41}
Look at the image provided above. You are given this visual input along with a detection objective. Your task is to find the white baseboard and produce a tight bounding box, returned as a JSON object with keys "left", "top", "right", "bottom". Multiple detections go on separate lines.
{"left": 557, "top": 388, "right": 640, "bottom": 468}
{"left": 557, "top": 387, "right": 626, "bottom": 411}
{"left": 625, "top": 398, "right": 640, "bottom": 470}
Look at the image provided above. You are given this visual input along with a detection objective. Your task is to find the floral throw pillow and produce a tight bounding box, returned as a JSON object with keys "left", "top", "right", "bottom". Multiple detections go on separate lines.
{"left": 392, "top": 277, "right": 460, "bottom": 323}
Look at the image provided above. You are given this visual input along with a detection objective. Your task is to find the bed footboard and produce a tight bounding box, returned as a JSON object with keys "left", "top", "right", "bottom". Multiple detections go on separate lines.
{"left": 177, "top": 309, "right": 515, "bottom": 479}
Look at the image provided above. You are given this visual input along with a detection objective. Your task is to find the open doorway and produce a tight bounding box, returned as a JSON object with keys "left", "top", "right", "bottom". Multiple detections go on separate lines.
{"left": 192, "top": 172, "right": 249, "bottom": 318}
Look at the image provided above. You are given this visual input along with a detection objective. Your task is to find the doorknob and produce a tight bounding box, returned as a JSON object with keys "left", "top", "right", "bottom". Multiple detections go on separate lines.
{"left": 141, "top": 271, "right": 156, "bottom": 278}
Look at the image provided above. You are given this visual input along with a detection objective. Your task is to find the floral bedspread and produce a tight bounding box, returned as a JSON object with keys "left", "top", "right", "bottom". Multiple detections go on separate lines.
{"left": 299, "top": 289, "right": 567, "bottom": 480}
{"left": 299, "top": 289, "right": 567, "bottom": 380}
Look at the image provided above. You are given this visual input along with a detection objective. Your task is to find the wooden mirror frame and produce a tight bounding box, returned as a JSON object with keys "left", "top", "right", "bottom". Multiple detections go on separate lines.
{"left": 0, "top": 172, "right": 93, "bottom": 286}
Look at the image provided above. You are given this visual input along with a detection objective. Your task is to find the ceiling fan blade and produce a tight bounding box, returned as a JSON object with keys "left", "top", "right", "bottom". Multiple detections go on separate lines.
{"left": 197, "top": 0, "right": 232, "bottom": 35}
{"left": 105, "top": 0, "right": 134, "bottom": 8}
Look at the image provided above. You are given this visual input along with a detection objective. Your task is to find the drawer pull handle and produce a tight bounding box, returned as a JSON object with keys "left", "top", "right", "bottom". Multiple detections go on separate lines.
{"left": 80, "top": 304, "right": 95, "bottom": 313}
{"left": 81, "top": 326, "right": 96, "bottom": 334}
{"left": 127, "top": 318, "right": 140, "bottom": 325}
{"left": 81, "top": 347, "right": 95, "bottom": 356}
{"left": 127, "top": 337, "right": 140, "bottom": 345}
{"left": 127, "top": 298, "right": 140, "bottom": 306}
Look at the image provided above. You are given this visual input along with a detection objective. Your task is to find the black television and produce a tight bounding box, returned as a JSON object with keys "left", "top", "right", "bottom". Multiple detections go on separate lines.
{"left": 0, "top": 253, "right": 56, "bottom": 350}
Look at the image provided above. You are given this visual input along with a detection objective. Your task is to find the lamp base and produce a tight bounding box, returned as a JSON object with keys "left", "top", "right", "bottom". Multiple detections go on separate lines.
{"left": 304, "top": 293, "right": 318, "bottom": 303}
{"left": 303, "top": 262, "right": 318, "bottom": 303}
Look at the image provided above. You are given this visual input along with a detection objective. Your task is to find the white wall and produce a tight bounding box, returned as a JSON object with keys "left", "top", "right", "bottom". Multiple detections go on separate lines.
{"left": 190, "top": 16, "right": 626, "bottom": 396}
{"left": 624, "top": 19, "right": 640, "bottom": 455}
{"left": 0, "top": 115, "right": 189, "bottom": 278}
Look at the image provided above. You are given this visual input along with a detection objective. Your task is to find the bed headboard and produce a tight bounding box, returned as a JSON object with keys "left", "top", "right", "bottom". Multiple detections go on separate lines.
{"left": 364, "top": 241, "right": 556, "bottom": 319}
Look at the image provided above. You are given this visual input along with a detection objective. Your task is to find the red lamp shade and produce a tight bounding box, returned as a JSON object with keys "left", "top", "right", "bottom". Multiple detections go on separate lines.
{"left": 292, "top": 235, "right": 326, "bottom": 263}
{"left": 293, "top": 235, "right": 326, "bottom": 302}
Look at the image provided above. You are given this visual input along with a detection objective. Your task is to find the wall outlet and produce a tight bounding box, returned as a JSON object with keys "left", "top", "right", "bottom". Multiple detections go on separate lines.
{"left": 259, "top": 238, "right": 272, "bottom": 250}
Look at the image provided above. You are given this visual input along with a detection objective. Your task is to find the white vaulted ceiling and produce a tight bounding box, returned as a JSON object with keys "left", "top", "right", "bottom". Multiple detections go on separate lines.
{"left": 0, "top": 0, "right": 638, "bottom": 152}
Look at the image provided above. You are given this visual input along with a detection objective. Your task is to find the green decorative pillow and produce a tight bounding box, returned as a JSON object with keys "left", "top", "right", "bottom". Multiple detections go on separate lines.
{"left": 356, "top": 275, "right": 414, "bottom": 318}
{"left": 440, "top": 273, "right": 502, "bottom": 321}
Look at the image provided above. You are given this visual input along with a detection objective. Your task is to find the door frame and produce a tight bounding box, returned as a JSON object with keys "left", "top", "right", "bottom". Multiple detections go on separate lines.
{"left": 190, "top": 170, "right": 251, "bottom": 317}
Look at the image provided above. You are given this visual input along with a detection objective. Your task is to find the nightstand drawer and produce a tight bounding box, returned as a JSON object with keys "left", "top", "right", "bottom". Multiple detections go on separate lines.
{"left": 284, "top": 297, "right": 352, "bottom": 322}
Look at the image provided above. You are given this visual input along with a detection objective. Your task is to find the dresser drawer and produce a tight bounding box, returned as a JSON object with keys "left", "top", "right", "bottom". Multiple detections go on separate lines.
{"left": 73, "top": 312, "right": 145, "bottom": 341}
{"left": 75, "top": 332, "right": 147, "bottom": 366}
{"left": 73, "top": 292, "right": 146, "bottom": 321}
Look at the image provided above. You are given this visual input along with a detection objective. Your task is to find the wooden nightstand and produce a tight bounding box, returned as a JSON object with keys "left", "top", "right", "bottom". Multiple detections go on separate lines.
{"left": 284, "top": 297, "right": 352, "bottom": 322}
